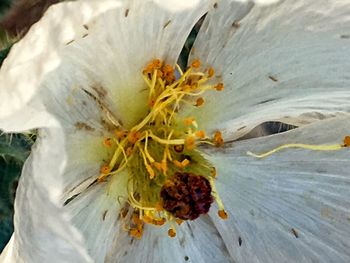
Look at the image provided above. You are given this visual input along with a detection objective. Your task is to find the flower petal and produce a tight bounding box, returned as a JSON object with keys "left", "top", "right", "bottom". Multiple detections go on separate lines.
{"left": 65, "top": 170, "right": 236, "bottom": 262}
{"left": 204, "top": 116, "right": 350, "bottom": 262}
{"left": 189, "top": 0, "right": 350, "bottom": 139}
{"left": 0, "top": 127, "right": 93, "bottom": 262}
{"left": 0, "top": 0, "right": 212, "bottom": 131}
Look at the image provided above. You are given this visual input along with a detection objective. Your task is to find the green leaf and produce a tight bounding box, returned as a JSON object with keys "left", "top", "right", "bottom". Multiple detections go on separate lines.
{"left": 0, "top": 45, "right": 11, "bottom": 67}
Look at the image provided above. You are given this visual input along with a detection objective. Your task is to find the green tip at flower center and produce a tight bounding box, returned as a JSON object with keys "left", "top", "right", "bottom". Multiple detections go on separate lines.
{"left": 98, "top": 59, "right": 227, "bottom": 239}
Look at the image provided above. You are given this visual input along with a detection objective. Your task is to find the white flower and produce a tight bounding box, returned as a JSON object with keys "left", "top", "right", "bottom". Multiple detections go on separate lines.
{"left": 1, "top": 0, "right": 350, "bottom": 262}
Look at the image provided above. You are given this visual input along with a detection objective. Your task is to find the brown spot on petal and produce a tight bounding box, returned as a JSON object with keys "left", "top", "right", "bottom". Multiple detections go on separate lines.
{"left": 163, "top": 20, "right": 171, "bottom": 29}
{"left": 125, "top": 9, "right": 129, "bottom": 17}
{"left": 75, "top": 122, "right": 95, "bottom": 131}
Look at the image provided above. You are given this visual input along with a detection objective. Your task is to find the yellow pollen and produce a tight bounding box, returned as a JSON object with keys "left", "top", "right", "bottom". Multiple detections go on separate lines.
{"left": 218, "top": 209, "right": 228, "bottom": 220}
{"left": 343, "top": 135, "right": 350, "bottom": 147}
{"left": 115, "top": 130, "right": 127, "bottom": 140}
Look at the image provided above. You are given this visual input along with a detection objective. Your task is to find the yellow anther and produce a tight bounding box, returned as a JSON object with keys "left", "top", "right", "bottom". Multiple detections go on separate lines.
{"left": 100, "top": 165, "right": 111, "bottom": 175}
{"left": 181, "top": 159, "right": 190, "bottom": 167}
{"left": 168, "top": 228, "right": 177, "bottom": 238}
{"left": 214, "top": 131, "right": 224, "bottom": 147}
{"left": 173, "top": 160, "right": 183, "bottom": 168}
{"left": 195, "top": 97, "right": 205, "bottom": 107}
{"left": 185, "top": 136, "right": 196, "bottom": 150}
{"left": 343, "top": 136, "right": 350, "bottom": 147}
{"left": 127, "top": 131, "right": 142, "bottom": 144}
{"left": 103, "top": 137, "right": 113, "bottom": 148}
{"left": 175, "top": 218, "right": 183, "bottom": 225}
{"left": 218, "top": 209, "right": 228, "bottom": 220}
{"left": 195, "top": 130, "right": 206, "bottom": 139}
{"left": 214, "top": 83, "right": 224, "bottom": 91}
{"left": 184, "top": 117, "right": 195, "bottom": 126}
{"left": 146, "top": 164, "right": 156, "bottom": 179}
{"left": 211, "top": 167, "right": 217, "bottom": 178}
{"left": 208, "top": 67, "right": 215, "bottom": 77}
{"left": 191, "top": 59, "right": 201, "bottom": 69}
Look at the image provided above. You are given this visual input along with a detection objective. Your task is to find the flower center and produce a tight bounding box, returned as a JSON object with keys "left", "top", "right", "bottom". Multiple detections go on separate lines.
{"left": 98, "top": 59, "right": 227, "bottom": 239}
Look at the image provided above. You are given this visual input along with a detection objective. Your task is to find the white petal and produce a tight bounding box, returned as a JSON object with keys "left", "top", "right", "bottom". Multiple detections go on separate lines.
{"left": 1, "top": 127, "right": 93, "bottom": 262}
{"left": 64, "top": 171, "right": 128, "bottom": 263}
{"left": 189, "top": 0, "right": 350, "bottom": 139}
{"left": 0, "top": 0, "right": 120, "bottom": 132}
{"left": 107, "top": 216, "right": 234, "bottom": 263}
{"left": 0, "top": 0, "right": 212, "bottom": 131}
{"left": 204, "top": 116, "right": 350, "bottom": 262}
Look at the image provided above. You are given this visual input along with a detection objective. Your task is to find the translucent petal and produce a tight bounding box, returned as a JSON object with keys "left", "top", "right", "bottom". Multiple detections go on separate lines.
{"left": 189, "top": 0, "right": 350, "bottom": 139}
{"left": 204, "top": 116, "right": 350, "bottom": 262}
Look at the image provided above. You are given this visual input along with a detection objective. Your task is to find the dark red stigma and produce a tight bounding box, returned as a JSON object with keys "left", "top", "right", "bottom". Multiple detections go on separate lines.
{"left": 160, "top": 172, "right": 213, "bottom": 220}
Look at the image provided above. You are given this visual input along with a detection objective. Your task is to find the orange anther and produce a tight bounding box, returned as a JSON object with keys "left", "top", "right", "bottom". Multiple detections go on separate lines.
{"left": 155, "top": 203, "right": 163, "bottom": 212}
{"left": 195, "top": 130, "right": 206, "bottom": 139}
{"left": 195, "top": 97, "right": 205, "bottom": 107}
{"left": 129, "top": 228, "right": 143, "bottom": 239}
{"left": 214, "top": 131, "right": 224, "bottom": 147}
{"left": 115, "top": 130, "right": 127, "bottom": 140}
{"left": 191, "top": 59, "right": 201, "bottom": 69}
{"left": 168, "top": 228, "right": 176, "bottom": 238}
{"left": 100, "top": 165, "right": 111, "bottom": 174}
{"left": 153, "top": 162, "right": 163, "bottom": 171}
{"left": 185, "top": 136, "right": 196, "bottom": 150}
{"left": 218, "top": 209, "right": 228, "bottom": 220}
{"left": 126, "top": 147, "right": 133, "bottom": 156}
{"left": 183, "top": 117, "right": 194, "bottom": 126}
{"left": 132, "top": 213, "right": 143, "bottom": 225}
{"left": 343, "top": 136, "right": 350, "bottom": 147}
{"left": 127, "top": 131, "right": 141, "bottom": 144}
{"left": 154, "top": 218, "right": 166, "bottom": 226}
{"left": 208, "top": 67, "right": 215, "bottom": 77}
{"left": 214, "top": 83, "right": 224, "bottom": 91}
{"left": 162, "top": 64, "right": 174, "bottom": 75}
{"left": 148, "top": 98, "right": 156, "bottom": 107}
{"left": 103, "top": 137, "right": 113, "bottom": 147}
{"left": 175, "top": 218, "right": 183, "bottom": 225}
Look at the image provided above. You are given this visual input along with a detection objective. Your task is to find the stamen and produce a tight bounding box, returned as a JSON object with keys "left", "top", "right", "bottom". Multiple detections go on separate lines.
{"left": 168, "top": 228, "right": 176, "bottom": 238}
{"left": 214, "top": 83, "right": 224, "bottom": 91}
{"left": 218, "top": 210, "right": 228, "bottom": 220}
{"left": 191, "top": 59, "right": 201, "bottom": 69}
{"left": 195, "top": 97, "right": 205, "bottom": 107}
{"left": 103, "top": 137, "right": 113, "bottom": 147}
{"left": 247, "top": 142, "right": 344, "bottom": 159}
